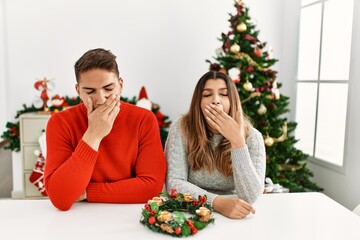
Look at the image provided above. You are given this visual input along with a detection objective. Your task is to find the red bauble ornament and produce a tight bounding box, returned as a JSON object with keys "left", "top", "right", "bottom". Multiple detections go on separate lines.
{"left": 245, "top": 65, "right": 254, "bottom": 73}
{"left": 10, "top": 126, "right": 16, "bottom": 133}
{"left": 245, "top": 34, "right": 257, "bottom": 42}
{"left": 254, "top": 46, "right": 263, "bottom": 57}
{"left": 219, "top": 68, "right": 227, "bottom": 74}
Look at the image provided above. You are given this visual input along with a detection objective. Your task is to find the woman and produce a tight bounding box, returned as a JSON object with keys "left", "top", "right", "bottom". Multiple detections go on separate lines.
{"left": 165, "top": 71, "right": 265, "bottom": 219}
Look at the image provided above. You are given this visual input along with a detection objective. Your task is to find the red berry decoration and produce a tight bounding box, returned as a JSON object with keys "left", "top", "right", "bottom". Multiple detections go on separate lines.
{"left": 175, "top": 227, "right": 182, "bottom": 235}
{"left": 148, "top": 216, "right": 156, "bottom": 225}
{"left": 144, "top": 203, "right": 150, "bottom": 211}
{"left": 187, "top": 220, "right": 194, "bottom": 227}
{"left": 170, "top": 189, "right": 179, "bottom": 198}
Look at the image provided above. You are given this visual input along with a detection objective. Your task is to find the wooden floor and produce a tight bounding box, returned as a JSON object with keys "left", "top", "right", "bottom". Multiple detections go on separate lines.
{"left": 0, "top": 142, "right": 12, "bottom": 198}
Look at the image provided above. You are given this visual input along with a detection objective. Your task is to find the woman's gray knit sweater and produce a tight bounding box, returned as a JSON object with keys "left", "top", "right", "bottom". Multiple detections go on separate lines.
{"left": 165, "top": 118, "right": 266, "bottom": 205}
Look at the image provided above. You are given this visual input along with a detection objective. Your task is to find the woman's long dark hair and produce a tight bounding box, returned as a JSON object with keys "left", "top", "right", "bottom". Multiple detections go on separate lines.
{"left": 180, "top": 71, "right": 252, "bottom": 177}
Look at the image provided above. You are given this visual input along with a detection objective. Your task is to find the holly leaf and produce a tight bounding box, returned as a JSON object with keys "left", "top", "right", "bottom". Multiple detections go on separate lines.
{"left": 142, "top": 209, "right": 150, "bottom": 218}
{"left": 150, "top": 202, "right": 159, "bottom": 211}
{"left": 172, "top": 211, "right": 186, "bottom": 225}
{"left": 160, "top": 192, "right": 170, "bottom": 198}
{"left": 181, "top": 224, "right": 191, "bottom": 236}
{"left": 193, "top": 221, "right": 207, "bottom": 230}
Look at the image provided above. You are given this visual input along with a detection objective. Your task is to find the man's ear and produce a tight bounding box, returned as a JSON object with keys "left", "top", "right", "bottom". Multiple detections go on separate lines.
{"left": 119, "top": 78, "right": 124, "bottom": 94}
{"left": 75, "top": 84, "right": 80, "bottom": 95}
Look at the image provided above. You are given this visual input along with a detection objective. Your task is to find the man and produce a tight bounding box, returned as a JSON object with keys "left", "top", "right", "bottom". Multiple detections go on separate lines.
{"left": 44, "top": 48, "right": 166, "bottom": 211}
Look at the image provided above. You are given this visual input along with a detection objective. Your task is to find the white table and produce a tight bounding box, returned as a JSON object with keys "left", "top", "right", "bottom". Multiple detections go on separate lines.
{"left": 1, "top": 192, "right": 359, "bottom": 240}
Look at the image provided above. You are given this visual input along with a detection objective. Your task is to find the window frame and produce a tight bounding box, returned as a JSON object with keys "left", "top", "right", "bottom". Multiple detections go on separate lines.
{"left": 295, "top": 0, "right": 355, "bottom": 174}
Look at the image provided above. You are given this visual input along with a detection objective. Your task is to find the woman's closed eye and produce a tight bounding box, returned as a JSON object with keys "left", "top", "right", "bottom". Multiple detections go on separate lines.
{"left": 203, "top": 93, "right": 228, "bottom": 98}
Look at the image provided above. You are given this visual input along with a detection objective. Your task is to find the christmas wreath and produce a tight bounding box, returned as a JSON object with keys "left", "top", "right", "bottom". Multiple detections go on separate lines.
{"left": 140, "top": 189, "right": 214, "bottom": 237}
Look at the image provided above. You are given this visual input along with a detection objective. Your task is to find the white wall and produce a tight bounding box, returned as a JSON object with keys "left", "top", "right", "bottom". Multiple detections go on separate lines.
{"left": 279, "top": 1, "right": 301, "bottom": 118}
{"left": 2, "top": 0, "right": 286, "bottom": 197}
{"left": 0, "top": 0, "right": 7, "bottom": 136}
{"left": 3, "top": 0, "right": 284, "bottom": 124}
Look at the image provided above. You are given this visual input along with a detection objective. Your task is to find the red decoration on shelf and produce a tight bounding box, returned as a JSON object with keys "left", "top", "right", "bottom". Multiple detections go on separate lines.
{"left": 33, "top": 77, "right": 55, "bottom": 111}
{"left": 28, "top": 150, "right": 47, "bottom": 196}
{"left": 136, "top": 86, "right": 152, "bottom": 110}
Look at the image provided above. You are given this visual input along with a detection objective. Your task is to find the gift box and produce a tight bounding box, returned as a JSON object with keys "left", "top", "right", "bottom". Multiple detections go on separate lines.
{"left": 264, "top": 177, "right": 289, "bottom": 194}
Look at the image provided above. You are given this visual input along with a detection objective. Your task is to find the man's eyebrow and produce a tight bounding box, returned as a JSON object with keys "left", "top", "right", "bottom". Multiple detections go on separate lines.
{"left": 102, "top": 83, "right": 115, "bottom": 88}
{"left": 82, "top": 83, "right": 115, "bottom": 90}
{"left": 82, "top": 87, "right": 95, "bottom": 90}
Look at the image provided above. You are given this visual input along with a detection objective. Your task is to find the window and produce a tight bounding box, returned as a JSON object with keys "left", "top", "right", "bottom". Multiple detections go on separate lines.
{"left": 295, "top": 0, "right": 354, "bottom": 172}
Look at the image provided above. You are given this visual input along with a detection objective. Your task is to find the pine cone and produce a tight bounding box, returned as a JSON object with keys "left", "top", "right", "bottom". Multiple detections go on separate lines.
{"left": 160, "top": 223, "right": 174, "bottom": 234}
{"left": 199, "top": 214, "right": 212, "bottom": 223}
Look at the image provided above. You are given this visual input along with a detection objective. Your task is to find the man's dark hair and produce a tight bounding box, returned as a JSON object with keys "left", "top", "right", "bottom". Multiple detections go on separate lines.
{"left": 74, "top": 48, "right": 120, "bottom": 82}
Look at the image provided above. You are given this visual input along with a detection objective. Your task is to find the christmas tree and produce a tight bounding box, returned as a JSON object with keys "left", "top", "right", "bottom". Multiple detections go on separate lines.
{"left": 206, "top": 0, "right": 322, "bottom": 192}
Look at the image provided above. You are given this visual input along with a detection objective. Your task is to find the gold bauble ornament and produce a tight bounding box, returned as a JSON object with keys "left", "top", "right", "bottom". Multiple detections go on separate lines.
{"left": 236, "top": 22, "right": 247, "bottom": 32}
{"left": 257, "top": 104, "right": 267, "bottom": 115}
{"left": 264, "top": 136, "right": 274, "bottom": 147}
{"left": 230, "top": 44, "right": 241, "bottom": 54}
{"left": 243, "top": 81, "right": 253, "bottom": 91}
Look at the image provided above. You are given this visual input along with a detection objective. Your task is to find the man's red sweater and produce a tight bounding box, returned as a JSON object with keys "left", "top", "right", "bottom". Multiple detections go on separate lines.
{"left": 44, "top": 101, "right": 166, "bottom": 211}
